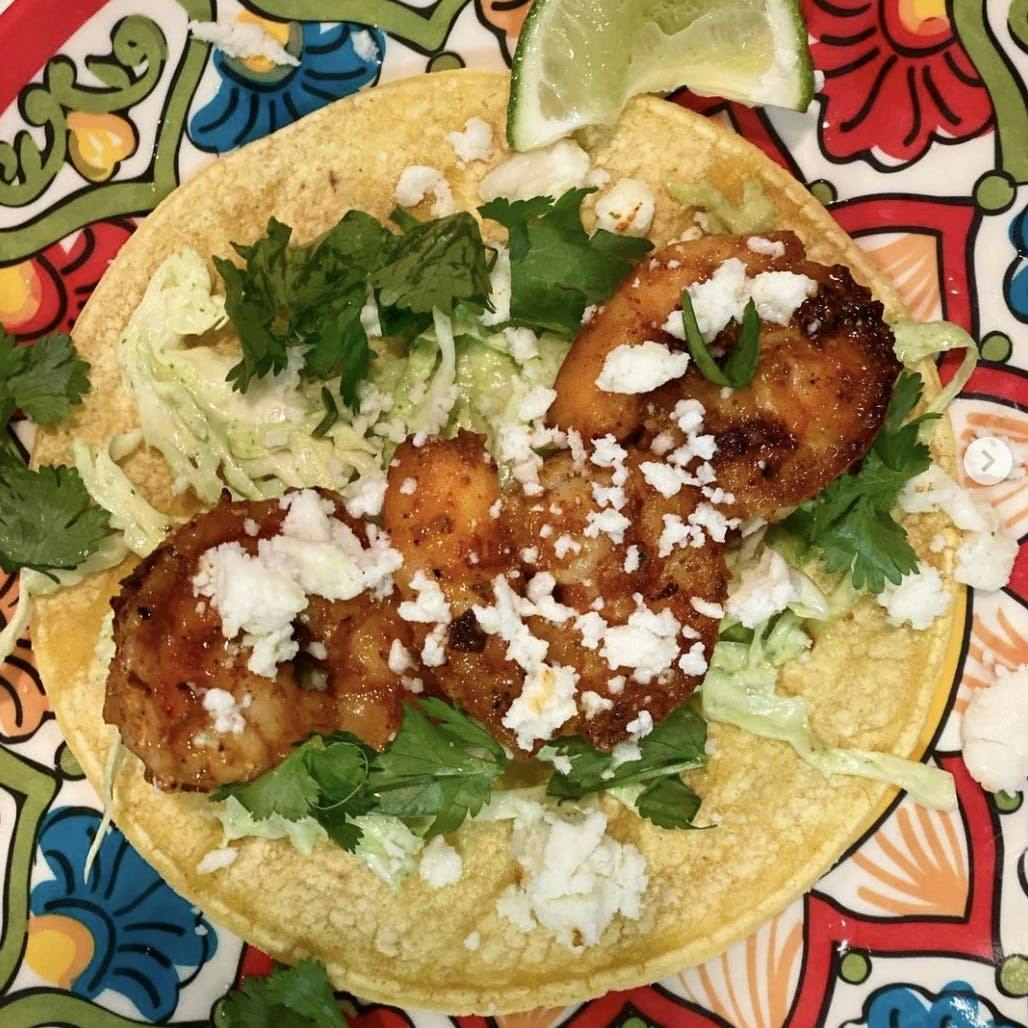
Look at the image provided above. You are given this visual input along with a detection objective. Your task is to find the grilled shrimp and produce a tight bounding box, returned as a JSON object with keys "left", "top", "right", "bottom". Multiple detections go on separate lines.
{"left": 383, "top": 435, "right": 727, "bottom": 752}
{"left": 105, "top": 493, "right": 410, "bottom": 790}
{"left": 548, "top": 232, "right": 901, "bottom": 520}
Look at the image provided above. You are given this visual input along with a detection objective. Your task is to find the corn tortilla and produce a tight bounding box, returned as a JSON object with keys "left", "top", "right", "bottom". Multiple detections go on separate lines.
{"left": 31, "top": 70, "right": 964, "bottom": 1014}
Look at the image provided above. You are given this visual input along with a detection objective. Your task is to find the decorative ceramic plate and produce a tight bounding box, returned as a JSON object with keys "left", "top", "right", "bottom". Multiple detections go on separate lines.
{"left": 1, "top": 1, "right": 1027, "bottom": 1025}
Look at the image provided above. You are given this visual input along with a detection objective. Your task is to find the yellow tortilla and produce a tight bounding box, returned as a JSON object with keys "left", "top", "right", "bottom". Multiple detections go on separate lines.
{"left": 31, "top": 70, "right": 964, "bottom": 1013}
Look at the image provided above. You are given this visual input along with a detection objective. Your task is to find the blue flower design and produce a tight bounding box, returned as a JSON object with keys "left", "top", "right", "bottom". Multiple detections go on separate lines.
{"left": 1004, "top": 205, "right": 1028, "bottom": 323}
{"left": 30, "top": 807, "right": 216, "bottom": 1021}
{"left": 188, "top": 21, "right": 385, "bottom": 154}
{"left": 858, "top": 979, "right": 1018, "bottom": 1028}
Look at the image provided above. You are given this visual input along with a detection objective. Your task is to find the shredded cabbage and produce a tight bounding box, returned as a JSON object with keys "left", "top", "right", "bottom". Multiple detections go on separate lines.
{"left": 0, "top": 536, "right": 128, "bottom": 664}
{"left": 72, "top": 439, "right": 174, "bottom": 556}
{"left": 117, "top": 249, "right": 381, "bottom": 503}
{"left": 351, "top": 814, "right": 425, "bottom": 888}
{"left": 891, "top": 319, "right": 978, "bottom": 415}
{"left": 702, "top": 614, "right": 957, "bottom": 810}
{"left": 214, "top": 796, "right": 328, "bottom": 855}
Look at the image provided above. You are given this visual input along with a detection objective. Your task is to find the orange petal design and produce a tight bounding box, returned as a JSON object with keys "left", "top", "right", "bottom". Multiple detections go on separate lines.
{"left": 956, "top": 408, "right": 1028, "bottom": 538}
{"left": 858, "top": 232, "right": 942, "bottom": 322}
{"left": 0, "top": 261, "right": 42, "bottom": 329}
{"left": 851, "top": 805, "right": 968, "bottom": 917}
{"left": 25, "top": 914, "right": 95, "bottom": 989}
{"left": 480, "top": 0, "right": 534, "bottom": 42}
{"left": 67, "top": 111, "right": 137, "bottom": 183}
{"left": 677, "top": 903, "right": 803, "bottom": 1028}
{"left": 0, "top": 574, "right": 49, "bottom": 739}
{"left": 958, "top": 605, "right": 1028, "bottom": 712}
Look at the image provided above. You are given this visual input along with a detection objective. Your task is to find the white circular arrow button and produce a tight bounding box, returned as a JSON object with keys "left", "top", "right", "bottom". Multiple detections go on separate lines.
{"left": 963, "top": 436, "right": 1014, "bottom": 486}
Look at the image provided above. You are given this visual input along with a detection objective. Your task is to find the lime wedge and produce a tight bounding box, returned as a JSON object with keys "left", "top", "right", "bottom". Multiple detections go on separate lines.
{"left": 508, "top": 0, "right": 815, "bottom": 151}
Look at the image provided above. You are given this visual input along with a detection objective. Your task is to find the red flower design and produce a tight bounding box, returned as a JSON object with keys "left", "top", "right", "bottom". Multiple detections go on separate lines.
{"left": 806, "top": 0, "right": 993, "bottom": 168}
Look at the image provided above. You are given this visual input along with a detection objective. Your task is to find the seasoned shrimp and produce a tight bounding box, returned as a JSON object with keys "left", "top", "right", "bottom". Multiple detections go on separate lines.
{"left": 105, "top": 493, "right": 410, "bottom": 790}
{"left": 383, "top": 436, "right": 727, "bottom": 752}
{"left": 548, "top": 232, "right": 900, "bottom": 519}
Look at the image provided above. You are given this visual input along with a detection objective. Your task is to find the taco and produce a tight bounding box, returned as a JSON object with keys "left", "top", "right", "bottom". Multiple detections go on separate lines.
{"left": 21, "top": 69, "right": 990, "bottom": 1013}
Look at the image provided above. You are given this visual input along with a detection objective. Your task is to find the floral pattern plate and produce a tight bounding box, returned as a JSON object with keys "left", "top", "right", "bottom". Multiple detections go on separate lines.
{"left": 1, "top": 1, "right": 1027, "bottom": 1025}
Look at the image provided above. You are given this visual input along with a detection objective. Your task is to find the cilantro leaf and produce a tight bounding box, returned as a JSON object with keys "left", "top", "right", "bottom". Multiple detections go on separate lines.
{"left": 370, "top": 211, "right": 492, "bottom": 315}
{"left": 0, "top": 457, "right": 109, "bottom": 575}
{"left": 213, "top": 745, "right": 321, "bottom": 822}
{"left": 479, "top": 189, "right": 652, "bottom": 333}
{"left": 782, "top": 372, "right": 935, "bottom": 594}
{"left": 368, "top": 698, "right": 507, "bottom": 837}
{"left": 211, "top": 700, "right": 506, "bottom": 846}
{"left": 635, "top": 776, "right": 703, "bottom": 830}
{"left": 217, "top": 959, "right": 345, "bottom": 1028}
{"left": 546, "top": 704, "right": 707, "bottom": 829}
{"left": 679, "top": 293, "right": 761, "bottom": 389}
{"left": 0, "top": 331, "right": 91, "bottom": 424}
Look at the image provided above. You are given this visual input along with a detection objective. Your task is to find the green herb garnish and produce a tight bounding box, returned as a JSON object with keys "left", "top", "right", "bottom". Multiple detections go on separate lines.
{"left": 213, "top": 698, "right": 508, "bottom": 847}
{"left": 545, "top": 704, "right": 708, "bottom": 830}
{"left": 0, "top": 331, "right": 108, "bottom": 575}
{"left": 781, "top": 371, "right": 939, "bottom": 594}
{"left": 479, "top": 188, "right": 652, "bottom": 334}
{"left": 216, "top": 959, "right": 345, "bottom": 1028}
{"left": 679, "top": 291, "right": 761, "bottom": 389}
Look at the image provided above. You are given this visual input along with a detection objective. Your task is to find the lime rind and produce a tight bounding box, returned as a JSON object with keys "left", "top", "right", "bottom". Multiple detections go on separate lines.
{"left": 508, "top": 0, "right": 816, "bottom": 152}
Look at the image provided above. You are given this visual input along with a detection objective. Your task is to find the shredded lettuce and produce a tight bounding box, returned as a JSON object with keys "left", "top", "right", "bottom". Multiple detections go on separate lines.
{"left": 892, "top": 319, "right": 978, "bottom": 416}
{"left": 214, "top": 795, "right": 328, "bottom": 855}
{"left": 350, "top": 814, "right": 425, "bottom": 888}
{"left": 72, "top": 439, "right": 174, "bottom": 556}
{"left": 665, "top": 180, "right": 776, "bottom": 234}
{"left": 702, "top": 614, "right": 956, "bottom": 810}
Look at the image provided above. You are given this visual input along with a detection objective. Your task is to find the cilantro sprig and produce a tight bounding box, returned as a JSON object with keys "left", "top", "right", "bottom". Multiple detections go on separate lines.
{"left": 780, "top": 371, "right": 939, "bottom": 594}
{"left": 0, "top": 331, "right": 109, "bottom": 575}
{"left": 213, "top": 698, "right": 508, "bottom": 847}
{"left": 679, "top": 291, "right": 761, "bottom": 389}
{"left": 479, "top": 188, "right": 653, "bottom": 333}
{"left": 216, "top": 959, "right": 345, "bottom": 1028}
{"left": 545, "top": 704, "right": 708, "bottom": 830}
{"left": 216, "top": 209, "right": 491, "bottom": 408}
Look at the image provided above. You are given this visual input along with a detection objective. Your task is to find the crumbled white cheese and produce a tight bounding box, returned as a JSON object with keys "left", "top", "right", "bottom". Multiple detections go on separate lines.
{"left": 463, "top": 931, "right": 481, "bottom": 951}
{"left": 473, "top": 575, "right": 549, "bottom": 671}
{"left": 962, "top": 666, "right": 1028, "bottom": 793}
{"left": 399, "top": 477, "right": 417, "bottom": 496}
{"left": 196, "top": 846, "right": 238, "bottom": 874}
{"left": 202, "top": 688, "right": 251, "bottom": 735}
{"left": 519, "top": 385, "right": 557, "bottom": 422}
{"left": 575, "top": 610, "right": 608, "bottom": 650}
{"left": 876, "top": 564, "right": 950, "bottom": 630}
{"left": 600, "top": 606, "right": 681, "bottom": 684}
{"left": 495, "top": 804, "right": 648, "bottom": 950}
{"left": 552, "top": 754, "right": 573, "bottom": 774}
{"left": 343, "top": 470, "right": 388, "bottom": 519}
{"left": 445, "top": 116, "right": 494, "bottom": 163}
{"left": 596, "top": 341, "right": 690, "bottom": 394}
{"left": 481, "top": 245, "right": 511, "bottom": 327}
{"left": 662, "top": 257, "right": 816, "bottom": 343}
{"left": 243, "top": 518, "right": 259, "bottom": 537}
{"left": 418, "top": 835, "right": 463, "bottom": 888}
{"left": 898, "top": 464, "right": 994, "bottom": 533}
{"left": 306, "top": 641, "right": 328, "bottom": 660}
{"left": 489, "top": 498, "right": 503, "bottom": 519}
{"left": 421, "top": 624, "right": 448, "bottom": 667}
{"left": 623, "top": 545, "right": 642, "bottom": 573}
{"left": 584, "top": 507, "right": 632, "bottom": 544}
{"left": 726, "top": 548, "right": 800, "bottom": 628}
{"left": 580, "top": 690, "right": 614, "bottom": 718}
{"left": 678, "top": 640, "right": 708, "bottom": 676}
{"left": 525, "top": 572, "right": 576, "bottom": 623}
{"left": 501, "top": 663, "right": 579, "bottom": 750}
{"left": 394, "top": 165, "right": 455, "bottom": 217}
{"left": 521, "top": 546, "right": 539, "bottom": 564}
{"left": 554, "top": 534, "right": 582, "bottom": 559}
{"left": 388, "top": 639, "right": 414, "bottom": 676}
{"left": 398, "top": 570, "right": 452, "bottom": 623}
{"left": 504, "top": 326, "right": 539, "bottom": 364}
{"left": 594, "top": 179, "right": 655, "bottom": 237}
{"left": 690, "top": 596, "right": 725, "bottom": 619}
{"left": 626, "top": 710, "right": 653, "bottom": 739}
{"left": 747, "top": 236, "right": 786, "bottom": 258}
{"left": 479, "top": 140, "right": 591, "bottom": 203}
{"left": 350, "top": 28, "right": 379, "bottom": 62}
{"left": 955, "top": 531, "right": 1018, "bottom": 592}
{"left": 188, "top": 19, "right": 299, "bottom": 66}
